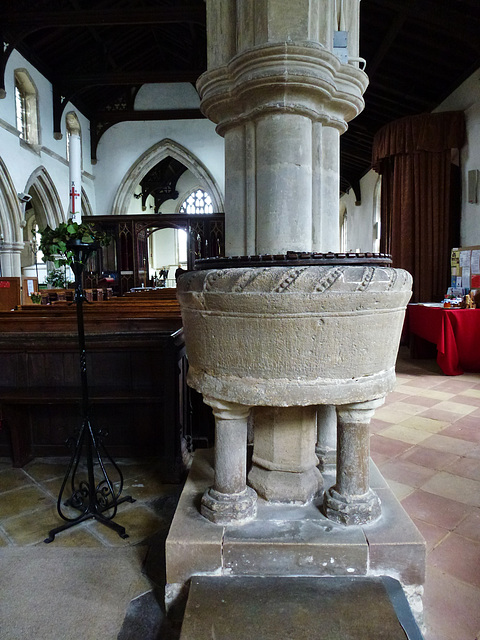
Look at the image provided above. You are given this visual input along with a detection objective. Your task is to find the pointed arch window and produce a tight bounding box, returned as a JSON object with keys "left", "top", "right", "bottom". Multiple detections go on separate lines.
{"left": 14, "top": 70, "right": 39, "bottom": 146}
{"left": 179, "top": 189, "right": 213, "bottom": 214}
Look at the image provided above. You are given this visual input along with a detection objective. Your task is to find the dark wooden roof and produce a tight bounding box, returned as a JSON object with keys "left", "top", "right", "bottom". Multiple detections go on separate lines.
{"left": 2, "top": 0, "right": 480, "bottom": 196}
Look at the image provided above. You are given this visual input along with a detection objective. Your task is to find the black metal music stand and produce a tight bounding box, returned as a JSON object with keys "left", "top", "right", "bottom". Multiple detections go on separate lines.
{"left": 45, "top": 240, "right": 135, "bottom": 543}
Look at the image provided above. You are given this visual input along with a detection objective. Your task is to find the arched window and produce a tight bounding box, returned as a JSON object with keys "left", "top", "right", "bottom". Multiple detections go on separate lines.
{"left": 14, "top": 70, "right": 39, "bottom": 145}
{"left": 179, "top": 189, "right": 213, "bottom": 214}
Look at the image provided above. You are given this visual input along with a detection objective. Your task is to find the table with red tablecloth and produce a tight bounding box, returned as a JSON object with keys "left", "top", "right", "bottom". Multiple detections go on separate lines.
{"left": 407, "top": 304, "right": 480, "bottom": 375}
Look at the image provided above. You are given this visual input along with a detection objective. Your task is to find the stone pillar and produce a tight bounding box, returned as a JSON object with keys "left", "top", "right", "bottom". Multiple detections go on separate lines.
{"left": 201, "top": 397, "right": 257, "bottom": 525}
{"left": 66, "top": 113, "right": 82, "bottom": 223}
{"left": 323, "top": 398, "right": 385, "bottom": 525}
{"left": 0, "top": 241, "right": 24, "bottom": 277}
{"left": 200, "top": 0, "right": 367, "bottom": 257}
{"left": 195, "top": 0, "right": 368, "bottom": 508}
{"left": 316, "top": 405, "right": 337, "bottom": 471}
{"left": 248, "top": 406, "right": 322, "bottom": 504}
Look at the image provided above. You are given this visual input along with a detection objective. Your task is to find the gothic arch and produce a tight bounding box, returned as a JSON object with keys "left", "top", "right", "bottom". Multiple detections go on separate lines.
{"left": 81, "top": 188, "right": 93, "bottom": 217}
{"left": 112, "top": 138, "right": 224, "bottom": 215}
{"left": 0, "top": 156, "right": 23, "bottom": 243}
{"left": 24, "top": 166, "right": 64, "bottom": 229}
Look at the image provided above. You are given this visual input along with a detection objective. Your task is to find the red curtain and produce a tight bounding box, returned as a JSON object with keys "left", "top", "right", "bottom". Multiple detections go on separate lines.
{"left": 372, "top": 112, "right": 465, "bottom": 303}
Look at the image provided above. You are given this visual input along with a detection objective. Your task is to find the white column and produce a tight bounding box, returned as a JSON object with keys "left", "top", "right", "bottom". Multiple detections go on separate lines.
{"left": 0, "top": 241, "right": 24, "bottom": 277}
{"left": 69, "top": 132, "right": 82, "bottom": 223}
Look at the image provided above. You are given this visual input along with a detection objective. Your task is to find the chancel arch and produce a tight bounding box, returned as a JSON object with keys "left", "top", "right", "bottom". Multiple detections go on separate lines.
{"left": 111, "top": 138, "right": 224, "bottom": 215}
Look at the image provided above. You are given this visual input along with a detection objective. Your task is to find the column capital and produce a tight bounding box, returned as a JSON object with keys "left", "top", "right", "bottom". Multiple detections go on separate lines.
{"left": 203, "top": 395, "right": 251, "bottom": 421}
{"left": 0, "top": 241, "right": 25, "bottom": 254}
{"left": 197, "top": 42, "right": 368, "bottom": 136}
{"left": 336, "top": 397, "right": 385, "bottom": 424}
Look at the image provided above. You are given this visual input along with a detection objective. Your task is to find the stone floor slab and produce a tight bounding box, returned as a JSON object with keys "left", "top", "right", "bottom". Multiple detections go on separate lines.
{"left": 180, "top": 575, "right": 424, "bottom": 640}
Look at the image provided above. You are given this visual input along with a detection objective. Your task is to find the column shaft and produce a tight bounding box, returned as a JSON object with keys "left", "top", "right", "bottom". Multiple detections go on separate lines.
{"left": 323, "top": 398, "right": 384, "bottom": 525}
{"left": 201, "top": 397, "right": 257, "bottom": 525}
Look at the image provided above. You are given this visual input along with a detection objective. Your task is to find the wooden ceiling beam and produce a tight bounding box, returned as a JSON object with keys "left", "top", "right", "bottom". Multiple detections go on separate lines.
{"left": 366, "top": 0, "right": 480, "bottom": 39}
{"left": 3, "top": 6, "right": 206, "bottom": 33}
{"left": 365, "top": 0, "right": 417, "bottom": 79}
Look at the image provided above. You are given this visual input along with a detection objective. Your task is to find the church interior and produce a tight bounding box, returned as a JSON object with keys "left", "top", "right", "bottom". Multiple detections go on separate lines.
{"left": 1, "top": 1, "right": 480, "bottom": 639}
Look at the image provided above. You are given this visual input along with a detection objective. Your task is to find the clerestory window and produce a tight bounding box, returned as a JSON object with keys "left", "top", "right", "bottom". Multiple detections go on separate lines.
{"left": 14, "top": 70, "right": 39, "bottom": 146}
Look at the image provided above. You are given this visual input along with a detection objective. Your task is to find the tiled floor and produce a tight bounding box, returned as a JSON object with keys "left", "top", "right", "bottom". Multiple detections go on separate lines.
{"left": 1, "top": 347, "right": 480, "bottom": 639}
{"left": 371, "top": 347, "right": 480, "bottom": 640}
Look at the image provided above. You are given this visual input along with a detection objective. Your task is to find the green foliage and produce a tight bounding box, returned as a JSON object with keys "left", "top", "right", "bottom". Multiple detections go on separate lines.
{"left": 39, "top": 218, "right": 110, "bottom": 267}
{"left": 45, "top": 267, "right": 68, "bottom": 289}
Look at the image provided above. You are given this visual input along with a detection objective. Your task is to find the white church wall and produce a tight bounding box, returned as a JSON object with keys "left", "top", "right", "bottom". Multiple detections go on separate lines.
{"left": 340, "top": 169, "right": 380, "bottom": 252}
{"left": 434, "top": 68, "right": 480, "bottom": 246}
{"left": 95, "top": 118, "right": 224, "bottom": 216}
{"left": 135, "top": 83, "right": 201, "bottom": 110}
{"left": 0, "top": 50, "right": 95, "bottom": 223}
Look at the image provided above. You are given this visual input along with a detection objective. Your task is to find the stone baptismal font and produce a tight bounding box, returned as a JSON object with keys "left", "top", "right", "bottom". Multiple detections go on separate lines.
{"left": 166, "top": 0, "right": 425, "bottom": 627}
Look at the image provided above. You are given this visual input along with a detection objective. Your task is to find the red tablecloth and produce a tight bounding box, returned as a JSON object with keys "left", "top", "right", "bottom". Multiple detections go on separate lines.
{"left": 407, "top": 304, "right": 480, "bottom": 375}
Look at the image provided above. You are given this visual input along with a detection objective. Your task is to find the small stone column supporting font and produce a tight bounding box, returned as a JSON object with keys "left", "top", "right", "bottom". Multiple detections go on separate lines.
{"left": 323, "top": 398, "right": 384, "bottom": 525}
{"left": 201, "top": 397, "right": 257, "bottom": 525}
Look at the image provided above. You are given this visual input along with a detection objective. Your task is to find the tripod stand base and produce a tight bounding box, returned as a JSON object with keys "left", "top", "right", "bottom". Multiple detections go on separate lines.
{"left": 44, "top": 495, "right": 136, "bottom": 543}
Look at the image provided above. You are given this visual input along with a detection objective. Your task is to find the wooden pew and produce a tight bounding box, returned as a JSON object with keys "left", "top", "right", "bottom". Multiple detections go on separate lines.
{"left": 0, "top": 297, "right": 211, "bottom": 480}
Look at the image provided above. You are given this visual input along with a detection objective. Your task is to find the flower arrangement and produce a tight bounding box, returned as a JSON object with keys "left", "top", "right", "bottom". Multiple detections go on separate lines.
{"left": 39, "top": 219, "right": 110, "bottom": 268}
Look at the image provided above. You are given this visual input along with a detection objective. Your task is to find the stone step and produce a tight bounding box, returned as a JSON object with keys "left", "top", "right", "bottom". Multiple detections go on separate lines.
{"left": 180, "top": 575, "right": 424, "bottom": 640}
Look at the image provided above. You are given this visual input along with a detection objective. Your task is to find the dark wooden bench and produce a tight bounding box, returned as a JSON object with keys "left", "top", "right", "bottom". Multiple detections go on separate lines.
{"left": 0, "top": 301, "right": 202, "bottom": 479}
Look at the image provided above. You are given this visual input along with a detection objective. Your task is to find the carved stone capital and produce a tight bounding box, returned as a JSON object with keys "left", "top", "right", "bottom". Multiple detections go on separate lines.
{"left": 197, "top": 42, "right": 368, "bottom": 135}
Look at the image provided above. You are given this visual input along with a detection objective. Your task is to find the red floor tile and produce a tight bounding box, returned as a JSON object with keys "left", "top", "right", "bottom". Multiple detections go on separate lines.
{"left": 423, "top": 566, "right": 480, "bottom": 640}
{"left": 400, "top": 395, "right": 441, "bottom": 408}
{"left": 445, "top": 456, "right": 480, "bottom": 482}
{"left": 419, "top": 408, "right": 464, "bottom": 423}
{"left": 412, "top": 517, "right": 449, "bottom": 552}
{"left": 369, "top": 434, "right": 413, "bottom": 458}
{"left": 380, "top": 458, "right": 437, "bottom": 488}
{"left": 384, "top": 390, "right": 414, "bottom": 404}
{"left": 440, "top": 419, "right": 480, "bottom": 443}
{"left": 434, "top": 379, "right": 478, "bottom": 393}
{"left": 429, "top": 533, "right": 480, "bottom": 589}
{"left": 450, "top": 394, "right": 480, "bottom": 407}
{"left": 401, "top": 489, "right": 470, "bottom": 530}
{"left": 399, "top": 446, "right": 460, "bottom": 471}
{"left": 369, "top": 418, "right": 393, "bottom": 434}
{"left": 454, "top": 508, "right": 480, "bottom": 543}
